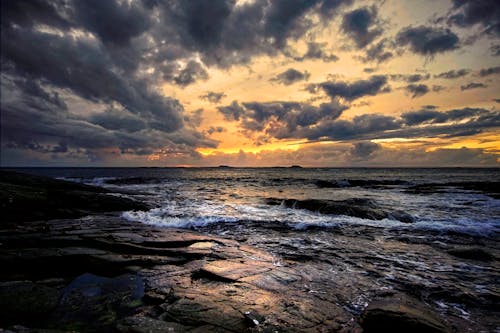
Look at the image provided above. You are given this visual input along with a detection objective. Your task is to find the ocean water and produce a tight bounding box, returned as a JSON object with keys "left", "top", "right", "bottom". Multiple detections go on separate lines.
{"left": 15, "top": 167, "right": 500, "bottom": 237}
{"left": 10, "top": 167, "right": 500, "bottom": 329}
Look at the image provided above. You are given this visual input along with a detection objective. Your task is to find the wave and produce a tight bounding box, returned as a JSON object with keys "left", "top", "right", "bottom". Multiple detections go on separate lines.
{"left": 265, "top": 197, "right": 415, "bottom": 223}
{"left": 122, "top": 197, "right": 499, "bottom": 237}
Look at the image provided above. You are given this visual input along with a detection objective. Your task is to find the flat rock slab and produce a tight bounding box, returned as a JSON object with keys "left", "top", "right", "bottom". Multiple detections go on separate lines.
{"left": 360, "top": 293, "right": 451, "bottom": 333}
{"left": 199, "top": 259, "right": 275, "bottom": 282}
{"left": 0, "top": 216, "right": 359, "bottom": 332}
{"left": 117, "top": 316, "right": 191, "bottom": 333}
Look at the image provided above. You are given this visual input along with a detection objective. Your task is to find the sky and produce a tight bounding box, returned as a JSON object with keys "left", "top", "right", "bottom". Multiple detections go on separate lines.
{"left": 1, "top": 0, "right": 499, "bottom": 167}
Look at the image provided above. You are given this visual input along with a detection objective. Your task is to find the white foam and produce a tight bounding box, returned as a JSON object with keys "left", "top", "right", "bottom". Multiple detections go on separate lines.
{"left": 117, "top": 178, "right": 500, "bottom": 237}
{"left": 122, "top": 209, "right": 238, "bottom": 228}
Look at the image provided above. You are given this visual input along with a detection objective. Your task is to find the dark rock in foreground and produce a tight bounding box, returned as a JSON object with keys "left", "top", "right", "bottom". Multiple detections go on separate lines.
{"left": 265, "top": 197, "right": 415, "bottom": 223}
{"left": 0, "top": 170, "right": 149, "bottom": 222}
{"left": 361, "top": 293, "right": 451, "bottom": 333}
{"left": 447, "top": 247, "right": 495, "bottom": 261}
{"left": 0, "top": 216, "right": 361, "bottom": 332}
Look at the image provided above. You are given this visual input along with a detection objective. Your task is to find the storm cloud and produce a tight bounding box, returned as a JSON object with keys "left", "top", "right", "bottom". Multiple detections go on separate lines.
{"left": 362, "top": 39, "right": 393, "bottom": 63}
{"left": 479, "top": 66, "right": 500, "bottom": 77}
{"left": 200, "top": 91, "right": 227, "bottom": 104}
{"left": 461, "top": 82, "right": 488, "bottom": 90}
{"left": 271, "top": 68, "right": 310, "bottom": 85}
{"left": 434, "top": 69, "right": 470, "bottom": 79}
{"left": 396, "top": 25, "right": 460, "bottom": 56}
{"left": 405, "top": 84, "right": 430, "bottom": 98}
{"left": 447, "top": 0, "right": 500, "bottom": 37}
{"left": 218, "top": 99, "right": 500, "bottom": 143}
{"left": 298, "top": 42, "right": 339, "bottom": 62}
{"left": 217, "top": 100, "right": 349, "bottom": 140}
{"left": 341, "top": 6, "right": 383, "bottom": 48}
{"left": 311, "top": 75, "right": 390, "bottom": 101}
{"left": 1, "top": 0, "right": 498, "bottom": 166}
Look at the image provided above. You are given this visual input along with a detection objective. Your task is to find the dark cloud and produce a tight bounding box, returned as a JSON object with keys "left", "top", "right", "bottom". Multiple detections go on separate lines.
{"left": 401, "top": 107, "right": 488, "bottom": 125}
{"left": 89, "top": 109, "right": 147, "bottom": 133}
{"left": 432, "top": 85, "right": 446, "bottom": 92}
{"left": 73, "top": 0, "right": 152, "bottom": 45}
{"left": 491, "top": 44, "right": 500, "bottom": 56}
{"left": 217, "top": 100, "right": 348, "bottom": 140}
{"left": 172, "top": 60, "right": 209, "bottom": 87}
{"left": 207, "top": 126, "right": 226, "bottom": 135}
{"left": 395, "top": 25, "right": 460, "bottom": 56}
{"left": 200, "top": 92, "right": 227, "bottom": 104}
{"left": 1, "top": 75, "right": 217, "bottom": 161}
{"left": 0, "top": 0, "right": 70, "bottom": 29}
{"left": 217, "top": 101, "right": 246, "bottom": 121}
{"left": 434, "top": 69, "right": 470, "bottom": 79}
{"left": 1, "top": 0, "right": 249, "bottom": 163}
{"left": 271, "top": 68, "right": 310, "bottom": 85}
{"left": 405, "top": 84, "right": 430, "bottom": 98}
{"left": 341, "top": 6, "right": 383, "bottom": 48}
{"left": 2, "top": 0, "right": 498, "bottom": 166}
{"left": 150, "top": 0, "right": 352, "bottom": 67}
{"left": 390, "top": 74, "right": 430, "bottom": 83}
{"left": 362, "top": 39, "right": 393, "bottom": 63}
{"left": 479, "top": 66, "right": 500, "bottom": 77}
{"left": 218, "top": 100, "right": 499, "bottom": 143}
{"left": 447, "top": 0, "right": 500, "bottom": 37}
{"left": 1, "top": 25, "right": 185, "bottom": 132}
{"left": 324, "top": 108, "right": 499, "bottom": 141}
{"left": 302, "top": 113, "right": 401, "bottom": 141}
{"left": 461, "top": 82, "right": 488, "bottom": 90}
{"left": 298, "top": 42, "right": 339, "bottom": 62}
{"left": 494, "top": 98, "right": 500, "bottom": 103}
{"left": 184, "top": 109, "right": 204, "bottom": 127}
{"left": 312, "top": 75, "right": 390, "bottom": 101}
{"left": 350, "top": 141, "right": 381, "bottom": 159}
{"left": 318, "top": 0, "right": 354, "bottom": 19}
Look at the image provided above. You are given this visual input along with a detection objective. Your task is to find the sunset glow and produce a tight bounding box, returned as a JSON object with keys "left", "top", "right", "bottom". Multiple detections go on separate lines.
{"left": 1, "top": 0, "right": 499, "bottom": 167}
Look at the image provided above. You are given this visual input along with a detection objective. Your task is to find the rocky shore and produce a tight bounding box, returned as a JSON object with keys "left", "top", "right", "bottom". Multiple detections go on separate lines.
{"left": 0, "top": 171, "right": 497, "bottom": 332}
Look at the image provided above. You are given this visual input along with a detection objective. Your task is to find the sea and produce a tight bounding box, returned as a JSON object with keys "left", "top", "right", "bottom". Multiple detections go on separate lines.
{"left": 14, "top": 167, "right": 500, "bottom": 236}
{"left": 11, "top": 167, "right": 500, "bottom": 330}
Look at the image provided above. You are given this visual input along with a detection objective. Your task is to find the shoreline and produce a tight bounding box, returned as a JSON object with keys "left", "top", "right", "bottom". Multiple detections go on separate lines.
{"left": 0, "top": 171, "right": 497, "bottom": 332}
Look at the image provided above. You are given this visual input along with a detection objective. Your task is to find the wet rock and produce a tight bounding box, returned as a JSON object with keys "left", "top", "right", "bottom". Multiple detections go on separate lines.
{"left": 51, "top": 273, "right": 144, "bottom": 331}
{"left": 142, "top": 287, "right": 177, "bottom": 305}
{"left": 265, "top": 198, "right": 414, "bottom": 223}
{"left": 447, "top": 247, "right": 495, "bottom": 261}
{"left": 360, "top": 293, "right": 451, "bottom": 333}
{"left": 244, "top": 310, "right": 265, "bottom": 327}
{"left": 162, "top": 297, "right": 248, "bottom": 332}
{"left": 2, "top": 325, "right": 71, "bottom": 333}
{"left": 388, "top": 210, "right": 415, "bottom": 223}
{"left": 116, "top": 316, "right": 190, "bottom": 333}
{"left": 198, "top": 259, "right": 274, "bottom": 282}
{"left": 0, "top": 281, "right": 62, "bottom": 326}
{"left": 0, "top": 171, "right": 149, "bottom": 223}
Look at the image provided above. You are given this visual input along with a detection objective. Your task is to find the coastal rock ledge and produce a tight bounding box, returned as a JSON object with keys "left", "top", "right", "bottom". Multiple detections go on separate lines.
{"left": 0, "top": 172, "right": 457, "bottom": 332}
{"left": 0, "top": 216, "right": 362, "bottom": 332}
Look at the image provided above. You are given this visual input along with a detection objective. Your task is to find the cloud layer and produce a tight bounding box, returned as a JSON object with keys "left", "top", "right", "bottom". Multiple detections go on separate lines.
{"left": 1, "top": 0, "right": 499, "bottom": 166}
